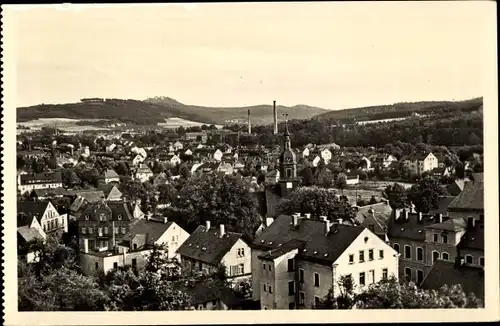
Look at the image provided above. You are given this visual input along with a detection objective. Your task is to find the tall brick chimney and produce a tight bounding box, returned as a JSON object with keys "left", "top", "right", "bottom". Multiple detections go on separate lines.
{"left": 273, "top": 101, "right": 278, "bottom": 134}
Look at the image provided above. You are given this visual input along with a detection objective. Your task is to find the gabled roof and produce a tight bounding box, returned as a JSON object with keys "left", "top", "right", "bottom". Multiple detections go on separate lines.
{"left": 121, "top": 219, "right": 175, "bottom": 246}
{"left": 17, "top": 201, "right": 50, "bottom": 225}
{"left": 258, "top": 239, "right": 306, "bottom": 260}
{"left": 403, "top": 151, "right": 432, "bottom": 161}
{"left": 387, "top": 211, "right": 439, "bottom": 241}
{"left": 424, "top": 218, "right": 467, "bottom": 232}
{"left": 252, "top": 215, "right": 364, "bottom": 266}
{"left": 458, "top": 222, "right": 484, "bottom": 250}
{"left": 177, "top": 225, "right": 243, "bottom": 266}
{"left": 17, "top": 225, "right": 44, "bottom": 243}
{"left": 79, "top": 201, "right": 134, "bottom": 222}
{"left": 98, "top": 184, "right": 122, "bottom": 198}
{"left": 421, "top": 260, "right": 484, "bottom": 300}
{"left": 31, "top": 187, "right": 68, "bottom": 198}
{"left": 102, "top": 169, "right": 119, "bottom": 179}
{"left": 183, "top": 280, "right": 244, "bottom": 307}
{"left": 448, "top": 180, "right": 484, "bottom": 211}
{"left": 446, "top": 180, "right": 465, "bottom": 196}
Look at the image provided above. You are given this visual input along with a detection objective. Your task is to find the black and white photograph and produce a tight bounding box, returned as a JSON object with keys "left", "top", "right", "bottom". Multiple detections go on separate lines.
{"left": 1, "top": 2, "right": 499, "bottom": 324}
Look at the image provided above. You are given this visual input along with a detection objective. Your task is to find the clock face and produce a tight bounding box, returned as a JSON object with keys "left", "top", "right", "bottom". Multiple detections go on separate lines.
{"left": 286, "top": 157, "right": 292, "bottom": 162}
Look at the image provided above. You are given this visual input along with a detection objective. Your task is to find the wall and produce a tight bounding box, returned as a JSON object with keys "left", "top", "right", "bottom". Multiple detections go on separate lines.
{"left": 391, "top": 237, "right": 428, "bottom": 282}
{"left": 458, "top": 247, "right": 484, "bottom": 266}
{"left": 80, "top": 249, "right": 153, "bottom": 276}
{"left": 272, "top": 249, "right": 299, "bottom": 310}
{"left": 335, "top": 228, "right": 399, "bottom": 296}
{"left": 295, "top": 259, "right": 333, "bottom": 309}
{"left": 251, "top": 249, "right": 265, "bottom": 301}
{"left": 157, "top": 223, "right": 190, "bottom": 260}
{"left": 222, "top": 238, "right": 252, "bottom": 279}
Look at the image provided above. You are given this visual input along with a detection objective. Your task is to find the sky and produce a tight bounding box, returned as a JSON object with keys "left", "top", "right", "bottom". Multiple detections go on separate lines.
{"left": 9, "top": 2, "right": 493, "bottom": 110}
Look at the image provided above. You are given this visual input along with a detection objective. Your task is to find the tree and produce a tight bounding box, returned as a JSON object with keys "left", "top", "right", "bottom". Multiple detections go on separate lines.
{"left": 384, "top": 183, "right": 408, "bottom": 209}
{"left": 61, "top": 168, "right": 81, "bottom": 188}
{"left": 277, "top": 186, "right": 355, "bottom": 222}
{"left": 179, "top": 164, "right": 191, "bottom": 179}
{"left": 300, "top": 167, "right": 315, "bottom": 186}
{"left": 335, "top": 175, "right": 347, "bottom": 194}
{"left": 115, "top": 161, "right": 130, "bottom": 176}
{"left": 157, "top": 183, "right": 177, "bottom": 205}
{"left": 408, "top": 178, "right": 447, "bottom": 213}
{"left": 176, "top": 173, "right": 261, "bottom": 239}
{"left": 455, "top": 161, "right": 465, "bottom": 179}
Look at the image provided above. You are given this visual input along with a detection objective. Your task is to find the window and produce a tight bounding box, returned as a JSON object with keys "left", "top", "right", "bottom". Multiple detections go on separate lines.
{"left": 393, "top": 243, "right": 400, "bottom": 253}
{"left": 404, "top": 245, "right": 412, "bottom": 259}
{"left": 382, "top": 268, "right": 388, "bottom": 279}
{"left": 287, "top": 258, "right": 294, "bottom": 272}
{"left": 262, "top": 263, "right": 266, "bottom": 270}
{"left": 238, "top": 263, "right": 244, "bottom": 275}
{"left": 212, "top": 299, "right": 217, "bottom": 306}
{"left": 432, "top": 251, "right": 440, "bottom": 263}
{"left": 369, "top": 270, "right": 375, "bottom": 284}
{"left": 479, "top": 257, "right": 484, "bottom": 266}
{"left": 359, "top": 250, "right": 365, "bottom": 262}
{"left": 359, "top": 272, "right": 366, "bottom": 286}
{"left": 288, "top": 281, "right": 295, "bottom": 295}
{"left": 88, "top": 227, "right": 93, "bottom": 234}
{"left": 349, "top": 254, "right": 354, "bottom": 264}
{"left": 433, "top": 234, "right": 438, "bottom": 242}
{"left": 417, "top": 270, "right": 424, "bottom": 284}
{"left": 113, "top": 262, "right": 118, "bottom": 269}
{"left": 115, "top": 227, "right": 119, "bottom": 234}
{"left": 132, "top": 258, "right": 137, "bottom": 267}
{"left": 404, "top": 268, "right": 412, "bottom": 280}
{"left": 289, "top": 302, "right": 295, "bottom": 310}
{"left": 104, "top": 227, "right": 108, "bottom": 234}
{"left": 314, "top": 273, "right": 320, "bottom": 287}
{"left": 442, "top": 234, "right": 448, "bottom": 244}
{"left": 133, "top": 243, "right": 138, "bottom": 250}
{"left": 299, "top": 269, "right": 304, "bottom": 283}
{"left": 379, "top": 250, "right": 384, "bottom": 259}
{"left": 269, "top": 285, "right": 273, "bottom": 294}
{"left": 416, "top": 247, "right": 424, "bottom": 261}
{"left": 121, "top": 227, "right": 126, "bottom": 234}
{"left": 442, "top": 252, "right": 449, "bottom": 261}
{"left": 286, "top": 168, "right": 292, "bottom": 178}
{"left": 203, "top": 303, "right": 207, "bottom": 309}
{"left": 81, "top": 227, "right": 86, "bottom": 234}
{"left": 237, "top": 248, "right": 245, "bottom": 257}
{"left": 299, "top": 292, "right": 305, "bottom": 307}
{"left": 95, "top": 262, "right": 99, "bottom": 270}
{"left": 263, "top": 284, "right": 267, "bottom": 292}
{"left": 98, "top": 227, "right": 103, "bottom": 235}
{"left": 85, "top": 215, "right": 90, "bottom": 221}
{"left": 465, "top": 255, "right": 473, "bottom": 264}
{"left": 117, "top": 214, "right": 122, "bottom": 220}
{"left": 268, "top": 264, "right": 271, "bottom": 271}
{"left": 99, "top": 213, "right": 106, "bottom": 221}
{"left": 368, "top": 249, "right": 374, "bottom": 261}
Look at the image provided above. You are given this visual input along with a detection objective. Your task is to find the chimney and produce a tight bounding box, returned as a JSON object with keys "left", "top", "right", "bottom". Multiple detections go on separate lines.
{"left": 320, "top": 215, "right": 328, "bottom": 221}
{"left": 83, "top": 238, "right": 89, "bottom": 254}
{"left": 206, "top": 220, "right": 211, "bottom": 231}
{"left": 266, "top": 217, "right": 274, "bottom": 227}
{"left": 304, "top": 213, "right": 311, "bottom": 219}
{"left": 395, "top": 209, "right": 401, "bottom": 220}
{"left": 467, "top": 216, "right": 476, "bottom": 229}
{"left": 337, "top": 218, "right": 343, "bottom": 225}
{"left": 147, "top": 211, "right": 153, "bottom": 221}
{"left": 163, "top": 216, "right": 168, "bottom": 224}
{"left": 455, "top": 256, "right": 465, "bottom": 268}
{"left": 438, "top": 213, "right": 443, "bottom": 224}
{"left": 247, "top": 109, "right": 252, "bottom": 134}
{"left": 219, "top": 224, "right": 225, "bottom": 237}
{"left": 292, "top": 214, "right": 299, "bottom": 227}
{"left": 404, "top": 209, "right": 409, "bottom": 220}
{"left": 273, "top": 101, "right": 278, "bottom": 135}
{"left": 418, "top": 212, "right": 423, "bottom": 222}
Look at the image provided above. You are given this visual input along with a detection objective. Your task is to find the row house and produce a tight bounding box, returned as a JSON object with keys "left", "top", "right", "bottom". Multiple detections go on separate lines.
{"left": 402, "top": 152, "right": 438, "bottom": 176}
{"left": 18, "top": 171, "right": 63, "bottom": 195}
{"left": 79, "top": 214, "right": 189, "bottom": 276}
{"left": 78, "top": 200, "right": 144, "bottom": 252}
{"left": 251, "top": 214, "right": 399, "bottom": 310}
{"left": 17, "top": 200, "right": 68, "bottom": 237}
{"left": 177, "top": 222, "right": 252, "bottom": 282}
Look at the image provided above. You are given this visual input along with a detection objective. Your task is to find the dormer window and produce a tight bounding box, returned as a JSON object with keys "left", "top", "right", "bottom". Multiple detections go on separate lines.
{"left": 117, "top": 214, "right": 122, "bottom": 220}
{"left": 85, "top": 215, "right": 90, "bottom": 221}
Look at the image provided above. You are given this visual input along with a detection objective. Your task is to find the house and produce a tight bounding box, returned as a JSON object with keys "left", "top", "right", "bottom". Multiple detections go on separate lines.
{"left": 457, "top": 217, "right": 484, "bottom": 267}
{"left": 18, "top": 171, "right": 63, "bottom": 195}
{"left": 184, "top": 280, "right": 246, "bottom": 310}
{"left": 131, "top": 146, "right": 147, "bottom": 159}
{"left": 387, "top": 209, "right": 467, "bottom": 285}
{"left": 402, "top": 152, "right": 438, "bottom": 176}
{"left": 132, "top": 154, "right": 146, "bottom": 166}
{"left": 78, "top": 200, "right": 143, "bottom": 252}
{"left": 213, "top": 149, "right": 223, "bottom": 162}
{"left": 431, "top": 167, "right": 451, "bottom": 179}
{"left": 177, "top": 222, "right": 252, "bottom": 282}
{"left": 447, "top": 179, "right": 466, "bottom": 196}
{"left": 120, "top": 214, "right": 190, "bottom": 260}
{"left": 311, "top": 156, "right": 321, "bottom": 167}
{"left": 98, "top": 184, "right": 123, "bottom": 202}
{"left": 354, "top": 201, "right": 393, "bottom": 239}
{"left": 184, "top": 149, "right": 193, "bottom": 156}
{"left": 173, "top": 141, "right": 184, "bottom": 151}
{"left": 98, "top": 169, "right": 120, "bottom": 185}
{"left": 17, "top": 215, "right": 47, "bottom": 263}
{"left": 337, "top": 171, "right": 360, "bottom": 185}
{"left": 30, "top": 187, "right": 68, "bottom": 201}
{"left": 134, "top": 164, "right": 154, "bottom": 183}
{"left": 251, "top": 214, "right": 399, "bottom": 309}
{"left": 447, "top": 177, "right": 484, "bottom": 220}
{"left": 153, "top": 172, "right": 170, "bottom": 186}
{"left": 302, "top": 148, "right": 310, "bottom": 157}
{"left": 369, "top": 154, "right": 398, "bottom": 169}
{"left": 421, "top": 258, "right": 484, "bottom": 302}
{"left": 18, "top": 200, "right": 68, "bottom": 237}
{"left": 360, "top": 156, "right": 371, "bottom": 171}
{"left": 165, "top": 153, "right": 181, "bottom": 165}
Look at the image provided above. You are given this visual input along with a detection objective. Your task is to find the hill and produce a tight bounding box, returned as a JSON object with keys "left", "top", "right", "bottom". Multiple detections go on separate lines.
{"left": 17, "top": 97, "right": 329, "bottom": 126}
{"left": 314, "top": 97, "right": 483, "bottom": 122}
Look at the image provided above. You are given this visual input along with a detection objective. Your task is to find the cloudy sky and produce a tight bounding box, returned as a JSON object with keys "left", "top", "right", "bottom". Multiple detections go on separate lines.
{"left": 10, "top": 2, "right": 493, "bottom": 109}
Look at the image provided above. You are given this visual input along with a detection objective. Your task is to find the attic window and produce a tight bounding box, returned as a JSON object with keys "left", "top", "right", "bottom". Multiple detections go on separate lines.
{"left": 303, "top": 249, "right": 307, "bottom": 252}
{"left": 261, "top": 240, "right": 265, "bottom": 243}
{"left": 117, "top": 214, "right": 122, "bottom": 220}
{"left": 202, "top": 247, "right": 206, "bottom": 251}
{"left": 314, "top": 251, "right": 318, "bottom": 255}
{"left": 400, "top": 227, "right": 405, "bottom": 231}
{"left": 278, "top": 244, "right": 282, "bottom": 247}
{"left": 269, "top": 242, "right": 273, "bottom": 245}
{"left": 85, "top": 215, "right": 90, "bottom": 220}
{"left": 324, "top": 253, "right": 328, "bottom": 257}
{"left": 188, "top": 244, "right": 192, "bottom": 246}
{"left": 418, "top": 230, "right": 422, "bottom": 233}
{"left": 364, "top": 237, "right": 369, "bottom": 243}
{"left": 196, "top": 245, "right": 200, "bottom": 248}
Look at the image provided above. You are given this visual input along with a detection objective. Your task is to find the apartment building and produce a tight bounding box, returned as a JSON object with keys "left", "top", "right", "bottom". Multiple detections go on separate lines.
{"left": 17, "top": 171, "right": 63, "bottom": 195}
{"left": 251, "top": 214, "right": 399, "bottom": 310}
{"left": 402, "top": 152, "right": 438, "bottom": 176}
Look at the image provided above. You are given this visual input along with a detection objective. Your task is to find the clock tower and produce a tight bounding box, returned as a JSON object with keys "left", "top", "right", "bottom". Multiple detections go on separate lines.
{"left": 278, "top": 114, "right": 299, "bottom": 197}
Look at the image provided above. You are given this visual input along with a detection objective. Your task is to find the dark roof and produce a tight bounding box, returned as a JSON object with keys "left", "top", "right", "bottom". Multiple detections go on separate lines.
{"left": 355, "top": 202, "right": 393, "bottom": 226}
{"left": 20, "top": 172, "right": 62, "bottom": 184}
{"left": 421, "top": 260, "right": 484, "bottom": 300}
{"left": 177, "top": 225, "right": 243, "bottom": 266}
{"left": 31, "top": 187, "right": 68, "bottom": 198}
{"left": 447, "top": 179, "right": 466, "bottom": 196}
{"left": 183, "top": 280, "right": 244, "bottom": 307}
{"left": 424, "top": 218, "right": 467, "bottom": 232}
{"left": 387, "top": 211, "right": 440, "bottom": 241}
{"left": 102, "top": 169, "right": 119, "bottom": 179}
{"left": 258, "top": 239, "right": 306, "bottom": 260}
{"left": 252, "top": 215, "right": 364, "bottom": 266}
{"left": 79, "top": 201, "right": 134, "bottom": 222}
{"left": 448, "top": 180, "right": 484, "bottom": 211}
{"left": 403, "top": 152, "right": 432, "bottom": 161}
{"left": 458, "top": 222, "right": 484, "bottom": 251}
{"left": 17, "top": 201, "right": 50, "bottom": 226}
{"left": 471, "top": 173, "right": 484, "bottom": 183}
{"left": 17, "top": 225, "right": 45, "bottom": 243}
{"left": 71, "top": 190, "right": 105, "bottom": 203}
{"left": 428, "top": 196, "right": 457, "bottom": 216}
{"left": 122, "top": 219, "right": 175, "bottom": 246}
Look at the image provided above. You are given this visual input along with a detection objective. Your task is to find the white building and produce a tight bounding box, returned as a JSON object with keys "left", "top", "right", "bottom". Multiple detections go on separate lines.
{"left": 17, "top": 172, "right": 63, "bottom": 195}
{"left": 403, "top": 152, "right": 438, "bottom": 176}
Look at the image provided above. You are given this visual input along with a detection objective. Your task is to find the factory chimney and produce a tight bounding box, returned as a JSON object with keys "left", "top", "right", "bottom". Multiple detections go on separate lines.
{"left": 248, "top": 109, "right": 252, "bottom": 134}
{"left": 273, "top": 101, "right": 278, "bottom": 134}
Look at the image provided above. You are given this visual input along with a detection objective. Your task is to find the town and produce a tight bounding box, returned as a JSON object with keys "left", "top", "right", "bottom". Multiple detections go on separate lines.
{"left": 17, "top": 99, "right": 485, "bottom": 311}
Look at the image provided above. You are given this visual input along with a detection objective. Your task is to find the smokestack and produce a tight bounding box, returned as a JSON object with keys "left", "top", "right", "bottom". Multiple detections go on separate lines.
{"left": 273, "top": 101, "right": 278, "bottom": 134}
{"left": 248, "top": 109, "right": 251, "bottom": 134}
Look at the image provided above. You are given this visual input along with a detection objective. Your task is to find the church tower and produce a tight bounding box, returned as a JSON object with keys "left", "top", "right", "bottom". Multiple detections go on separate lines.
{"left": 278, "top": 114, "right": 299, "bottom": 197}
